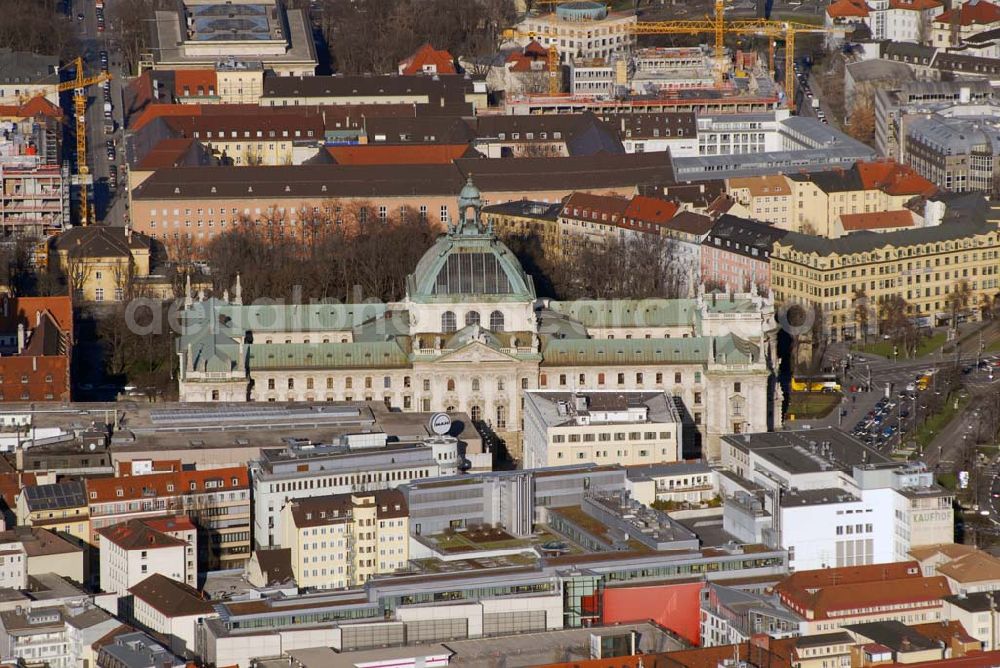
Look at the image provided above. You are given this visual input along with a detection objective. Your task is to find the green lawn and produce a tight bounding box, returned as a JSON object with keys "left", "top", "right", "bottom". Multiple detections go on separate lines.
{"left": 913, "top": 393, "right": 968, "bottom": 449}
{"left": 851, "top": 332, "right": 947, "bottom": 359}
{"left": 985, "top": 337, "right": 1000, "bottom": 353}
{"left": 786, "top": 392, "right": 842, "bottom": 420}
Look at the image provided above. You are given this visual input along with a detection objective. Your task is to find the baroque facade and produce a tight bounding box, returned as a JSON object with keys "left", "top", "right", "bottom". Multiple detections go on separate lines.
{"left": 176, "top": 178, "right": 781, "bottom": 459}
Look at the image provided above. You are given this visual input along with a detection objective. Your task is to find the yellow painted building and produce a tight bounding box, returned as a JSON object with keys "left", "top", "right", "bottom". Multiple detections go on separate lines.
{"left": 15, "top": 480, "right": 91, "bottom": 548}
{"left": 771, "top": 218, "right": 1000, "bottom": 341}
{"left": 280, "top": 490, "right": 409, "bottom": 590}
{"left": 726, "top": 175, "right": 794, "bottom": 229}
{"left": 49, "top": 227, "right": 152, "bottom": 302}
{"left": 483, "top": 200, "right": 563, "bottom": 255}
{"left": 787, "top": 162, "right": 938, "bottom": 237}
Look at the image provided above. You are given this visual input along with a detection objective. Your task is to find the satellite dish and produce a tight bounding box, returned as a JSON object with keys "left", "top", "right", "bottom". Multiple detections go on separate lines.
{"left": 428, "top": 412, "right": 452, "bottom": 436}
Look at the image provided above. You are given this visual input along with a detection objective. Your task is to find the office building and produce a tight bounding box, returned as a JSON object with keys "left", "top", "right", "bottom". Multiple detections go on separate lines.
{"left": 522, "top": 390, "right": 683, "bottom": 469}
{"left": 770, "top": 215, "right": 998, "bottom": 340}
{"left": 401, "top": 464, "right": 625, "bottom": 539}
{"left": 721, "top": 429, "right": 954, "bottom": 570}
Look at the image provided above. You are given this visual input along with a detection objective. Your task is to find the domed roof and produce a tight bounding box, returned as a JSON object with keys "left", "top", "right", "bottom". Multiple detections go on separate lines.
{"left": 459, "top": 175, "right": 482, "bottom": 207}
{"left": 406, "top": 227, "right": 536, "bottom": 303}
{"left": 556, "top": 0, "right": 608, "bottom": 19}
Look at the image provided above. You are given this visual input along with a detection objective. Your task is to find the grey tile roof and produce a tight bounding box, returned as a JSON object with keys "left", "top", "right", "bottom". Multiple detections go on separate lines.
{"left": 776, "top": 218, "right": 997, "bottom": 257}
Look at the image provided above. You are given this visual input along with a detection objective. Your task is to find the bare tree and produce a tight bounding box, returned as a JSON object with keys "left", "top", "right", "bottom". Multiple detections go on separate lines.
{"left": 947, "top": 279, "right": 973, "bottom": 327}
{"left": 853, "top": 287, "right": 870, "bottom": 344}
{"left": 847, "top": 87, "right": 876, "bottom": 146}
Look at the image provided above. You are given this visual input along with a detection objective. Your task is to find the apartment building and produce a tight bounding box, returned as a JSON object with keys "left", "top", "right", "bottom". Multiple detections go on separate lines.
{"left": 700, "top": 215, "right": 788, "bottom": 293}
{"left": 16, "top": 481, "right": 90, "bottom": 547}
{"left": 726, "top": 176, "right": 794, "bottom": 229}
{"left": 281, "top": 490, "right": 409, "bottom": 590}
{"left": 787, "top": 162, "right": 937, "bottom": 238}
{"left": 771, "top": 217, "right": 999, "bottom": 340}
{"left": 483, "top": 200, "right": 563, "bottom": 255}
{"left": 98, "top": 520, "right": 191, "bottom": 597}
{"left": 0, "top": 296, "right": 73, "bottom": 402}
{"left": 86, "top": 467, "right": 251, "bottom": 571}
{"left": 522, "top": 390, "right": 683, "bottom": 469}
{"left": 129, "top": 573, "right": 216, "bottom": 658}
{"left": 0, "top": 100, "right": 68, "bottom": 236}
{"left": 0, "top": 50, "right": 60, "bottom": 106}
{"left": 931, "top": 0, "right": 1000, "bottom": 47}
{"left": 0, "top": 604, "right": 118, "bottom": 668}
{"left": 252, "top": 434, "right": 458, "bottom": 548}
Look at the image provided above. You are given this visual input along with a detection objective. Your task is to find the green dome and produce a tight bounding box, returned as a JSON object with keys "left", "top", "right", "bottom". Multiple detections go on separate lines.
{"left": 459, "top": 175, "right": 482, "bottom": 209}
{"left": 406, "top": 228, "right": 536, "bottom": 303}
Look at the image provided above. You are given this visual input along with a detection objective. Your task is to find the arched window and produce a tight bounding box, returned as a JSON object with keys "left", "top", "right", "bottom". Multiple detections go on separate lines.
{"left": 490, "top": 310, "right": 505, "bottom": 331}
{"left": 472, "top": 378, "right": 481, "bottom": 392}
{"left": 496, "top": 405, "right": 507, "bottom": 429}
{"left": 465, "top": 310, "right": 481, "bottom": 327}
{"left": 446, "top": 378, "right": 456, "bottom": 392}
{"left": 442, "top": 311, "right": 457, "bottom": 333}
{"left": 470, "top": 405, "right": 482, "bottom": 422}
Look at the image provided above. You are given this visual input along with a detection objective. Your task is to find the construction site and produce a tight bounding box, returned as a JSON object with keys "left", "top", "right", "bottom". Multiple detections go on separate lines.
{"left": 501, "top": 0, "right": 841, "bottom": 114}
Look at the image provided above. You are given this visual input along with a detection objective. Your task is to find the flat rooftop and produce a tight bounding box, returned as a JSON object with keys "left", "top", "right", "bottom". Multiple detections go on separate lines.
{"left": 0, "top": 401, "right": 480, "bottom": 461}
{"left": 723, "top": 428, "right": 891, "bottom": 476}
{"left": 445, "top": 621, "right": 687, "bottom": 665}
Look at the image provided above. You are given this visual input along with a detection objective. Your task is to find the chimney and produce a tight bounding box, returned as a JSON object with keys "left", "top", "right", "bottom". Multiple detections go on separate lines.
{"left": 35, "top": 310, "right": 40, "bottom": 326}
{"left": 16, "top": 324, "right": 24, "bottom": 353}
{"left": 32, "top": 357, "right": 36, "bottom": 372}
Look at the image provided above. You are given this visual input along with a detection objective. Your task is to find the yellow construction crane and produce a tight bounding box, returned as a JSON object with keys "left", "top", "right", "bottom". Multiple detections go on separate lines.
{"left": 21, "top": 58, "right": 112, "bottom": 226}
{"left": 630, "top": 0, "right": 835, "bottom": 107}
{"left": 501, "top": 29, "right": 563, "bottom": 95}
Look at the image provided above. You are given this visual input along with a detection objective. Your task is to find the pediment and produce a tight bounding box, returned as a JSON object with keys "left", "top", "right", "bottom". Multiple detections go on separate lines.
{"left": 434, "top": 340, "right": 518, "bottom": 364}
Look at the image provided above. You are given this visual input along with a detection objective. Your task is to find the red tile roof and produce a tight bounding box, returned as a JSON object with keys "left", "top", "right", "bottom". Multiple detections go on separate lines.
{"left": 562, "top": 192, "right": 631, "bottom": 220}
{"left": 131, "top": 105, "right": 205, "bottom": 132}
{"left": 141, "top": 516, "right": 197, "bottom": 535}
{"left": 0, "top": 296, "right": 72, "bottom": 334}
{"left": 0, "top": 97, "right": 63, "bottom": 120}
{"left": 399, "top": 43, "right": 457, "bottom": 76}
{"left": 86, "top": 467, "right": 249, "bottom": 504}
{"left": 840, "top": 210, "right": 915, "bottom": 231}
{"left": 325, "top": 144, "right": 471, "bottom": 165}
{"left": 97, "top": 519, "right": 188, "bottom": 550}
{"left": 624, "top": 195, "right": 680, "bottom": 225}
{"left": 134, "top": 139, "right": 197, "bottom": 171}
{"left": 886, "top": 650, "right": 1000, "bottom": 668}
{"left": 856, "top": 160, "right": 939, "bottom": 196}
{"left": 889, "top": 0, "right": 942, "bottom": 10}
{"left": 827, "top": 0, "right": 870, "bottom": 17}
{"left": 935, "top": 0, "right": 1000, "bottom": 25}
{"left": 173, "top": 70, "right": 217, "bottom": 98}
{"left": 775, "top": 562, "right": 950, "bottom": 621}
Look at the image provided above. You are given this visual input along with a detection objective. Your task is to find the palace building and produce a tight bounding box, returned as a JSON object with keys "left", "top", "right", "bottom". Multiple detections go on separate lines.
{"left": 176, "top": 178, "right": 781, "bottom": 459}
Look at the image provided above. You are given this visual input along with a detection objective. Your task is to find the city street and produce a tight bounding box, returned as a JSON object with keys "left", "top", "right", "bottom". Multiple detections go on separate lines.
{"left": 73, "top": 0, "right": 127, "bottom": 226}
